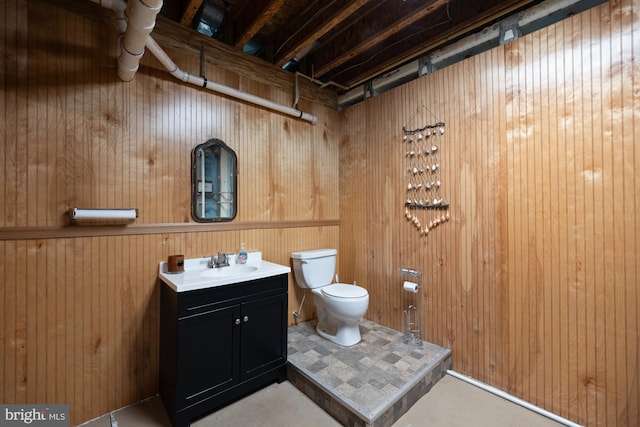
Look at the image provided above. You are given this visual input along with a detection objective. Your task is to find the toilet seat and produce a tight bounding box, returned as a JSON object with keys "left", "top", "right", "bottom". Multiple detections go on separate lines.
{"left": 321, "top": 283, "right": 368, "bottom": 299}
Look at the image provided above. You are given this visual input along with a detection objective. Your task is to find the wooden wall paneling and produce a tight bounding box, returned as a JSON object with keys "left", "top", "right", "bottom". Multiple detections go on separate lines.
{"left": 3, "top": 2, "right": 27, "bottom": 226}
{"left": 484, "top": 46, "right": 505, "bottom": 391}
{"left": 586, "top": 9, "right": 600, "bottom": 417}
{"left": 340, "top": 1, "right": 639, "bottom": 425}
{"left": 506, "top": 25, "right": 522, "bottom": 395}
{"left": 545, "top": 20, "right": 561, "bottom": 417}
{"left": 565, "top": 13, "right": 580, "bottom": 418}
{"left": 558, "top": 21, "right": 571, "bottom": 414}
{"left": 363, "top": 89, "right": 391, "bottom": 327}
{"left": 0, "top": 1, "right": 6, "bottom": 227}
{"left": 15, "top": 241, "right": 27, "bottom": 402}
{"left": 457, "top": 57, "right": 472, "bottom": 377}
{"left": 386, "top": 88, "right": 402, "bottom": 333}
{"left": 536, "top": 21, "right": 551, "bottom": 414}
{"left": 619, "top": 2, "right": 637, "bottom": 425}
{"left": 523, "top": 25, "right": 543, "bottom": 405}
{"left": 61, "top": 239, "right": 72, "bottom": 413}
{"left": 430, "top": 68, "right": 448, "bottom": 360}
{"left": 597, "top": 3, "right": 617, "bottom": 424}
{"left": 574, "top": 10, "right": 591, "bottom": 423}
{"left": 626, "top": 0, "right": 640, "bottom": 423}
{"left": 469, "top": 55, "right": 482, "bottom": 383}
{"left": 0, "top": 2, "right": 342, "bottom": 423}
{"left": 478, "top": 48, "right": 499, "bottom": 388}
{"left": 612, "top": 2, "right": 638, "bottom": 424}
{"left": 338, "top": 105, "right": 367, "bottom": 309}
{"left": 3, "top": 0, "right": 639, "bottom": 425}
{"left": 36, "top": 241, "right": 47, "bottom": 403}
{"left": 1, "top": 242, "right": 10, "bottom": 402}
{"left": 443, "top": 64, "right": 458, "bottom": 361}
{"left": 470, "top": 54, "right": 483, "bottom": 380}
{"left": 491, "top": 43, "right": 509, "bottom": 394}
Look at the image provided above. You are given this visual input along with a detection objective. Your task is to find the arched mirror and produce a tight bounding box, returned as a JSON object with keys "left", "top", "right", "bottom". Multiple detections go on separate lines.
{"left": 191, "top": 139, "right": 237, "bottom": 222}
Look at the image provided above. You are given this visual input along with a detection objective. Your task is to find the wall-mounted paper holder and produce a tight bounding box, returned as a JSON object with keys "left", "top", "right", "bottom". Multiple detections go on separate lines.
{"left": 69, "top": 208, "right": 138, "bottom": 222}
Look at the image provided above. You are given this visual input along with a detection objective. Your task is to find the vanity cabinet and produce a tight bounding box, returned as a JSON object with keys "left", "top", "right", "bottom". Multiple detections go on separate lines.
{"left": 159, "top": 274, "right": 288, "bottom": 427}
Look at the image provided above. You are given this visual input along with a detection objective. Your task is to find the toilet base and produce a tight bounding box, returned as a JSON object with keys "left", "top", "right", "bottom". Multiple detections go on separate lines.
{"left": 316, "top": 322, "right": 361, "bottom": 347}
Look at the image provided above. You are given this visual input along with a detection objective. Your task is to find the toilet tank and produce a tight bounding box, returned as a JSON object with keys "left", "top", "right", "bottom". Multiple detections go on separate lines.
{"left": 291, "top": 249, "right": 337, "bottom": 289}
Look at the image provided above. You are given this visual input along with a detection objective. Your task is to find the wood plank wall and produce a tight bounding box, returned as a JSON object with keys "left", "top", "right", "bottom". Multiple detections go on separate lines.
{"left": 2, "top": 0, "right": 639, "bottom": 426}
{"left": 0, "top": 1, "right": 338, "bottom": 424}
{"left": 340, "top": 0, "right": 639, "bottom": 425}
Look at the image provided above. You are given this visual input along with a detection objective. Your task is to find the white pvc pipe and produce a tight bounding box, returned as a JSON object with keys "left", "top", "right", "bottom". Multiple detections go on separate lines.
{"left": 145, "top": 37, "right": 318, "bottom": 124}
{"left": 118, "top": 0, "right": 163, "bottom": 81}
{"left": 446, "top": 370, "right": 582, "bottom": 427}
{"left": 94, "top": 0, "right": 318, "bottom": 124}
{"left": 90, "top": 0, "right": 127, "bottom": 34}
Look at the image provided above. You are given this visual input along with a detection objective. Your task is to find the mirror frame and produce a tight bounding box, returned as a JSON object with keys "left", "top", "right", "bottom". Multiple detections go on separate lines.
{"left": 191, "top": 139, "right": 238, "bottom": 222}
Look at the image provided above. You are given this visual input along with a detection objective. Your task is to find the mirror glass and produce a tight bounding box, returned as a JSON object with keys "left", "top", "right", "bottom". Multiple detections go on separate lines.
{"left": 192, "top": 139, "right": 237, "bottom": 222}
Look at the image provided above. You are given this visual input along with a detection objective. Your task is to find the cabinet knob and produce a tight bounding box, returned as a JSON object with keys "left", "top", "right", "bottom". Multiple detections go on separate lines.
{"left": 243, "top": 315, "right": 249, "bottom": 323}
{"left": 235, "top": 318, "right": 241, "bottom": 325}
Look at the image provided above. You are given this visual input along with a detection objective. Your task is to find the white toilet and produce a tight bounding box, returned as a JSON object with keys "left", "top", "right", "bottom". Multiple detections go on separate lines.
{"left": 291, "top": 249, "right": 369, "bottom": 346}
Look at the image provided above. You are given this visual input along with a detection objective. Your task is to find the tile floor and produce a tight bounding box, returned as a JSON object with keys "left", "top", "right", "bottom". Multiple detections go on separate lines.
{"left": 287, "top": 319, "right": 451, "bottom": 426}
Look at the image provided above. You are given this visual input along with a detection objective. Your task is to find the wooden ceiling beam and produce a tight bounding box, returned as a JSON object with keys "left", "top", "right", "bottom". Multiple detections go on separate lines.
{"left": 179, "top": 0, "right": 204, "bottom": 26}
{"left": 337, "top": 0, "right": 539, "bottom": 87}
{"left": 233, "top": 0, "right": 286, "bottom": 49}
{"left": 308, "top": 0, "right": 449, "bottom": 78}
{"left": 273, "top": 0, "right": 371, "bottom": 67}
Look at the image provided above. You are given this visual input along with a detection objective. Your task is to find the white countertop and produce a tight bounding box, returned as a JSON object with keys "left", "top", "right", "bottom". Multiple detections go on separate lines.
{"left": 158, "top": 252, "right": 291, "bottom": 292}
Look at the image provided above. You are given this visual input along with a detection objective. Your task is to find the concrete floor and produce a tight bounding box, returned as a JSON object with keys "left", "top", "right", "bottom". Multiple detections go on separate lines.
{"left": 81, "top": 374, "right": 564, "bottom": 427}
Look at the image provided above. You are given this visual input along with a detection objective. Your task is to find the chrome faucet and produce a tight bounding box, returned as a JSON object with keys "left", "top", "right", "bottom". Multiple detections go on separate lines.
{"left": 208, "top": 252, "right": 230, "bottom": 268}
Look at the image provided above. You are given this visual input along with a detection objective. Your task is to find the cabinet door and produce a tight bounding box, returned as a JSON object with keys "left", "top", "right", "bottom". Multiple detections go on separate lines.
{"left": 178, "top": 304, "right": 240, "bottom": 409}
{"left": 240, "top": 293, "right": 287, "bottom": 380}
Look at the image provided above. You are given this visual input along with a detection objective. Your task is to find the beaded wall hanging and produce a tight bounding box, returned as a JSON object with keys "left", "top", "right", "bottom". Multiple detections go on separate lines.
{"left": 402, "top": 122, "right": 450, "bottom": 236}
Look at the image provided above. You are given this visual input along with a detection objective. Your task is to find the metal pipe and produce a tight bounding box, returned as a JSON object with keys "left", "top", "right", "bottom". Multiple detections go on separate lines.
{"left": 292, "top": 290, "right": 307, "bottom": 318}
{"left": 446, "top": 370, "right": 582, "bottom": 427}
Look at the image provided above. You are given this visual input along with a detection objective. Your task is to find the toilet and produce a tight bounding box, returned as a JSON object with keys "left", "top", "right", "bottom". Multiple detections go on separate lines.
{"left": 291, "top": 249, "right": 369, "bottom": 346}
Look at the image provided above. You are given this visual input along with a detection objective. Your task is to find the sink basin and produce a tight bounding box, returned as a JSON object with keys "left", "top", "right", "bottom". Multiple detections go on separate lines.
{"left": 200, "top": 265, "right": 258, "bottom": 278}
{"left": 159, "top": 252, "right": 291, "bottom": 292}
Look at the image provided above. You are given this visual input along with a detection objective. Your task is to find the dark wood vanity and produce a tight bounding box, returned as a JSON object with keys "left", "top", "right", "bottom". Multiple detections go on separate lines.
{"left": 159, "top": 273, "right": 288, "bottom": 427}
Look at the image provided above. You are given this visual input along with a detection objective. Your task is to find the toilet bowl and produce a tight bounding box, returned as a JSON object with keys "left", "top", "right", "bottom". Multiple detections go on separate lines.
{"left": 291, "top": 249, "right": 369, "bottom": 346}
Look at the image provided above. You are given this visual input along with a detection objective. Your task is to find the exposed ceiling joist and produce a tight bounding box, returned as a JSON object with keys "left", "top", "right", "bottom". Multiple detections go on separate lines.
{"left": 233, "top": 0, "right": 286, "bottom": 49}
{"left": 179, "top": 0, "right": 203, "bottom": 26}
{"left": 309, "top": 0, "right": 449, "bottom": 79}
{"left": 273, "top": 0, "right": 371, "bottom": 67}
{"left": 337, "top": 0, "right": 540, "bottom": 87}
{"left": 69, "top": 0, "right": 607, "bottom": 107}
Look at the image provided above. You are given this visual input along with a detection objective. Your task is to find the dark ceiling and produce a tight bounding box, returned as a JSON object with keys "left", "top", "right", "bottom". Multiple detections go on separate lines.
{"left": 159, "top": 0, "right": 544, "bottom": 91}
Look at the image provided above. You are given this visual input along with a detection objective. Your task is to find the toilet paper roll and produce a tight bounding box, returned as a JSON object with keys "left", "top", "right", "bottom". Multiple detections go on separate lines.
{"left": 403, "top": 281, "right": 419, "bottom": 293}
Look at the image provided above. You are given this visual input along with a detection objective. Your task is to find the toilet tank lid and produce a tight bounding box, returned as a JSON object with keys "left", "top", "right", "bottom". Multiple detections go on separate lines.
{"left": 291, "top": 248, "right": 337, "bottom": 259}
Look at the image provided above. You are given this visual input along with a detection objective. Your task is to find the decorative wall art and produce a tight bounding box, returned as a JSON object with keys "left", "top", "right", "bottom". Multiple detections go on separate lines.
{"left": 402, "top": 122, "right": 450, "bottom": 236}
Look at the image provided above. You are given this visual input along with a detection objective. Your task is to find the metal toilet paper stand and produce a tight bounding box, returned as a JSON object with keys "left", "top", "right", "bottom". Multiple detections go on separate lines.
{"left": 399, "top": 267, "right": 423, "bottom": 347}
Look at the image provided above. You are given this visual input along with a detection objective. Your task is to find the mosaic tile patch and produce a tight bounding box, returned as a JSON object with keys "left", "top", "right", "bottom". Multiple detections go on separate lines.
{"left": 288, "top": 319, "right": 451, "bottom": 427}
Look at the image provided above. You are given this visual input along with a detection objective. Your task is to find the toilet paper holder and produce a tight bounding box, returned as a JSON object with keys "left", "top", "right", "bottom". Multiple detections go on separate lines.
{"left": 398, "top": 267, "right": 423, "bottom": 346}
